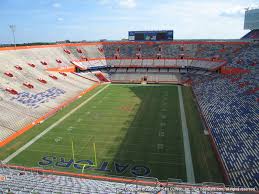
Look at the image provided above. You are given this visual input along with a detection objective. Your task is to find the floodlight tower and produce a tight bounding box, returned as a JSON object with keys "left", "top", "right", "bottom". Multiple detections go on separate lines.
{"left": 9, "top": 25, "right": 16, "bottom": 48}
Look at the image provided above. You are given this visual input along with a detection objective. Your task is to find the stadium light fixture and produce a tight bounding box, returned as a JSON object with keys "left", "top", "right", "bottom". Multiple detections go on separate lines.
{"left": 9, "top": 25, "right": 16, "bottom": 49}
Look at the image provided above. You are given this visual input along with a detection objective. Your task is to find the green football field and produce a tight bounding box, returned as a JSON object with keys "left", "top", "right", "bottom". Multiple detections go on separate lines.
{"left": 0, "top": 84, "right": 223, "bottom": 183}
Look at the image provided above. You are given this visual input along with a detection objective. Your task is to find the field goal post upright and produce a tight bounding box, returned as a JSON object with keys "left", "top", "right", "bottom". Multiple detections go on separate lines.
{"left": 71, "top": 139, "right": 98, "bottom": 173}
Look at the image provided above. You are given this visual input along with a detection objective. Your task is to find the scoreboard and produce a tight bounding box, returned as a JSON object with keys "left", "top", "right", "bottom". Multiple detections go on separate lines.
{"left": 128, "top": 30, "right": 174, "bottom": 41}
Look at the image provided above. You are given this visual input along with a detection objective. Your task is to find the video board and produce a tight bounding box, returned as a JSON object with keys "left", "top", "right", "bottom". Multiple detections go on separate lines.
{"left": 128, "top": 30, "right": 174, "bottom": 41}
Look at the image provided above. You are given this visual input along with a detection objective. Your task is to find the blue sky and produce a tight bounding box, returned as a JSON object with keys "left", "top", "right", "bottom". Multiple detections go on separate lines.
{"left": 0, "top": 0, "right": 258, "bottom": 44}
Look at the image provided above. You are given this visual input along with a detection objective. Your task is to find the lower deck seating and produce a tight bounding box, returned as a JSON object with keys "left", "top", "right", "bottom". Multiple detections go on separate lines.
{"left": 190, "top": 44, "right": 259, "bottom": 189}
{"left": 188, "top": 44, "right": 259, "bottom": 189}
{"left": 110, "top": 72, "right": 181, "bottom": 83}
{"left": 192, "top": 75, "right": 259, "bottom": 189}
{"left": 0, "top": 166, "right": 238, "bottom": 194}
{"left": 0, "top": 60, "right": 96, "bottom": 142}
{"left": 0, "top": 167, "right": 160, "bottom": 194}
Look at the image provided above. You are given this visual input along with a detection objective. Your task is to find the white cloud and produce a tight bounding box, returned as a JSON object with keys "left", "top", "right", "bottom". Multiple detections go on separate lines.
{"left": 52, "top": 3, "right": 61, "bottom": 8}
{"left": 98, "top": 0, "right": 137, "bottom": 9}
{"left": 57, "top": 17, "right": 64, "bottom": 21}
{"left": 220, "top": 6, "right": 246, "bottom": 17}
{"left": 118, "top": 0, "right": 136, "bottom": 8}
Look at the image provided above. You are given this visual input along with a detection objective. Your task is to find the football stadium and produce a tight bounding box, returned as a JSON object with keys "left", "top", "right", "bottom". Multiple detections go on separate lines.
{"left": 0, "top": 1, "right": 258, "bottom": 193}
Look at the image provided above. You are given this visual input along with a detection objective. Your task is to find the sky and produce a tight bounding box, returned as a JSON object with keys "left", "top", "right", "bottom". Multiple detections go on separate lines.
{"left": 0, "top": 0, "right": 258, "bottom": 44}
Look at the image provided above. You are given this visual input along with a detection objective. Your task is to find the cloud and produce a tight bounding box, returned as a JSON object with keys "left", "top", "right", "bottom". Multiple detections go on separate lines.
{"left": 57, "top": 17, "right": 64, "bottom": 21}
{"left": 52, "top": 3, "right": 61, "bottom": 8}
{"left": 118, "top": 0, "right": 136, "bottom": 8}
{"left": 220, "top": 6, "right": 246, "bottom": 17}
{"left": 98, "top": 0, "right": 137, "bottom": 9}
{"left": 85, "top": 15, "right": 148, "bottom": 22}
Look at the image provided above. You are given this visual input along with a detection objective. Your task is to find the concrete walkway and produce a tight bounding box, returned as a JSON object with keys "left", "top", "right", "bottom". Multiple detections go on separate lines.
{"left": 178, "top": 86, "right": 195, "bottom": 183}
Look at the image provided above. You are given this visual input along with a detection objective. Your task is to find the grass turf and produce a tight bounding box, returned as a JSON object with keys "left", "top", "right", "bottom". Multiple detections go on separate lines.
{"left": 1, "top": 84, "right": 223, "bottom": 183}
{"left": 4, "top": 84, "right": 186, "bottom": 181}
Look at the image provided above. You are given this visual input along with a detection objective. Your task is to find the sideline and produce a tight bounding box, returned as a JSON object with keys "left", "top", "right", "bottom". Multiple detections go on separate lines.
{"left": 178, "top": 86, "right": 195, "bottom": 183}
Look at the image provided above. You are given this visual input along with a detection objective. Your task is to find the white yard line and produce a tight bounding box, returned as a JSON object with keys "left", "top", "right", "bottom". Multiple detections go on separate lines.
{"left": 178, "top": 86, "right": 196, "bottom": 183}
{"left": 2, "top": 84, "right": 110, "bottom": 164}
